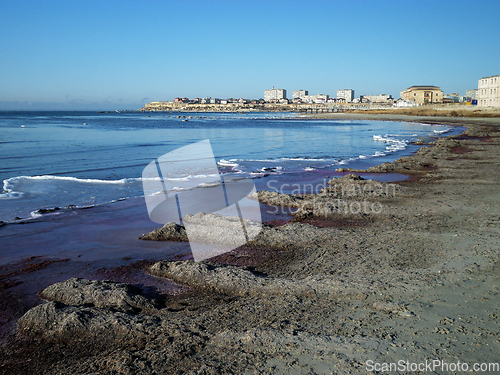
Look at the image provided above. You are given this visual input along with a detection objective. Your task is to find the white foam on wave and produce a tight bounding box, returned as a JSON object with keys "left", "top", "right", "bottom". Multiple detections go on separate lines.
{"left": 373, "top": 134, "right": 409, "bottom": 154}
{"left": 228, "top": 157, "right": 334, "bottom": 162}
{"left": 199, "top": 181, "right": 222, "bottom": 188}
{"left": 3, "top": 173, "right": 221, "bottom": 192}
{"left": 30, "top": 210, "right": 62, "bottom": 218}
{"left": 170, "top": 186, "right": 192, "bottom": 192}
{"left": 3, "top": 175, "right": 140, "bottom": 190}
{"left": 434, "top": 127, "right": 451, "bottom": 134}
{"left": 160, "top": 173, "right": 221, "bottom": 182}
{"left": 372, "top": 135, "right": 387, "bottom": 142}
{"left": 30, "top": 211, "right": 43, "bottom": 218}
{"left": 257, "top": 166, "right": 284, "bottom": 173}
{"left": 386, "top": 133, "right": 418, "bottom": 137}
{"left": 0, "top": 191, "right": 24, "bottom": 199}
{"left": 217, "top": 159, "right": 240, "bottom": 167}
{"left": 217, "top": 159, "right": 243, "bottom": 173}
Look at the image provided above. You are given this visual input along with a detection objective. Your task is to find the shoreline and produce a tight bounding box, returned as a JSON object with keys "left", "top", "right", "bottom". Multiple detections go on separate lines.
{"left": 139, "top": 102, "right": 500, "bottom": 118}
{"left": 1, "top": 115, "right": 500, "bottom": 373}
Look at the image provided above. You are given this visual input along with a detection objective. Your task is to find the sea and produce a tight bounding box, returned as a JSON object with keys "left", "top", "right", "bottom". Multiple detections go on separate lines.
{"left": 0, "top": 111, "right": 464, "bottom": 266}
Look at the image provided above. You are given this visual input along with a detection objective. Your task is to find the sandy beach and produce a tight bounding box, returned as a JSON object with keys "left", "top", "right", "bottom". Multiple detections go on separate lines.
{"left": 1, "top": 114, "right": 500, "bottom": 374}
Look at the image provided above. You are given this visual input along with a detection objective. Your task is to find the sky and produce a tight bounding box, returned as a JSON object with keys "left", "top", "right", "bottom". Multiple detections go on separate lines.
{"left": 0, "top": 0, "right": 499, "bottom": 110}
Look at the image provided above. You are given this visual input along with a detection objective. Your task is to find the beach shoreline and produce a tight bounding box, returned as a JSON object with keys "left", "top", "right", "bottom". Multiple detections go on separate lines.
{"left": 1, "top": 115, "right": 500, "bottom": 373}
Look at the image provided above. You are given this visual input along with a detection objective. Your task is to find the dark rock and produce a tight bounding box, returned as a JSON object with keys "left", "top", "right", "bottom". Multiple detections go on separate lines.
{"left": 337, "top": 173, "right": 365, "bottom": 181}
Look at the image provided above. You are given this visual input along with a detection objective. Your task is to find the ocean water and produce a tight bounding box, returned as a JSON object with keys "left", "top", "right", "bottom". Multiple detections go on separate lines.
{"left": 0, "top": 111, "right": 463, "bottom": 224}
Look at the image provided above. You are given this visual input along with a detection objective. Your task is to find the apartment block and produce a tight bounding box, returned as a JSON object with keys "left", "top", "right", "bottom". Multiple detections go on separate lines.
{"left": 478, "top": 75, "right": 500, "bottom": 107}
{"left": 264, "top": 87, "right": 287, "bottom": 102}
{"left": 292, "top": 90, "right": 308, "bottom": 100}
{"left": 337, "top": 89, "right": 354, "bottom": 102}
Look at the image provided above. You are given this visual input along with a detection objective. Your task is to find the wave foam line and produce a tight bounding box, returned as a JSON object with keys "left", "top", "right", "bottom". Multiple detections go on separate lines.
{"left": 3, "top": 173, "right": 221, "bottom": 190}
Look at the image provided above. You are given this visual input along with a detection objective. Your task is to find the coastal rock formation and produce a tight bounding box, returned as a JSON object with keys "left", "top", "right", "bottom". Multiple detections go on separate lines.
{"left": 138, "top": 212, "right": 326, "bottom": 250}
{"left": 150, "top": 260, "right": 272, "bottom": 296}
{"left": 249, "top": 190, "right": 308, "bottom": 208}
{"left": 140, "top": 213, "right": 261, "bottom": 247}
{"left": 40, "top": 277, "right": 159, "bottom": 312}
{"left": 17, "top": 301, "right": 162, "bottom": 338}
{"left": 249, "top": 174, "right": 403, "bottom": 220}
{"left": 253, "top": 174, "right": 403, "bottom": 205}
{"left": 17, "top": 278, "right": 164, "bottom": 338}
{"left": 323, "top": 173, "right": 404, "bottom": 198}
{"left": 139, "top": 222, "right": 188, "bottom": 241}
{"left": 149, "top": 260, "right": 366, "bottom": 299}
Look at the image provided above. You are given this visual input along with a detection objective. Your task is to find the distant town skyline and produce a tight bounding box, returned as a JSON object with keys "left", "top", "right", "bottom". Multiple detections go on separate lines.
{"left": 1, "top": 0, "right": 499, "bottom": 110}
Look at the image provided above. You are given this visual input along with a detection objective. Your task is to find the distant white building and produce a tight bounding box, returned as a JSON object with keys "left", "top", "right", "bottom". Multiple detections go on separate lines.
{"left": 466, "top": 89, "right": 478, "bottom": 100}
{"left": 395, "top": 99, "right": 418, "bottom": 107}
{"left": 337, "top": 89, "right": 354, "bottom": 102}
{"left": 292, "top": 90, "right": 308, "bottom": 100}
{"left": 478, "top": 75, "right": 500, "bottom": 107}
{"left": 264, "top": 87, "right": 287, "bottom": 102}
{"left": 302, "top": 94, "right": 329, "bottom": 103}
{"left": 363, "top": 94, "right": 393, "bottom": 103}
{"left": 314, "top": 94, "right": 329, "bottom": 103}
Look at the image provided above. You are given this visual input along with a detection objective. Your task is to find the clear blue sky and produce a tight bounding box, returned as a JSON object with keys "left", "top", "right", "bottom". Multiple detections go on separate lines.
{"left": 1, "top": 0, "right": 499, "bottom": 110}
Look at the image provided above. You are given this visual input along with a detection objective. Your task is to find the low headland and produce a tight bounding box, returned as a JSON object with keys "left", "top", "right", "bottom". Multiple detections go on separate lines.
{"left": 1, "top": 114, "right": 500, "bottom": 373}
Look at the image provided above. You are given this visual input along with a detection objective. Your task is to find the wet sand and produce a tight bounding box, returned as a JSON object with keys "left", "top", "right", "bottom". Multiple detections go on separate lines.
{"left": 1, "top": 115, "right": 500, "bottom": 374}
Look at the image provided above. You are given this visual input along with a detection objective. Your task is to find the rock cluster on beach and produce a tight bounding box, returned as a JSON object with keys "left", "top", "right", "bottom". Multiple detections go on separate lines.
{"left": 251, "top": 173, "right": 406, "bottom": 220}
{"left": 18, "top": 278, "right": 161, "bottom": 338}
